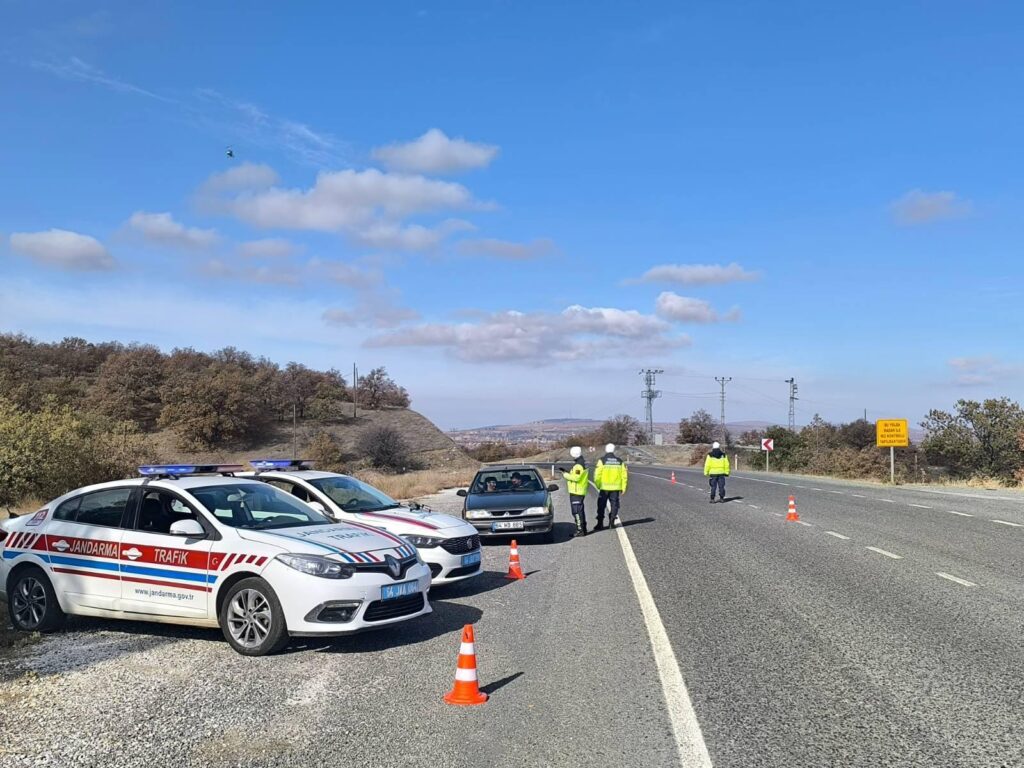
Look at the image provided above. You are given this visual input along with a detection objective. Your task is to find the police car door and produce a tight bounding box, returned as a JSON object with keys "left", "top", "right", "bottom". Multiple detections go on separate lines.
{"left": 118, "top": 488, "right": 214, "bottom": 619}
{"left": 45, "top": 486, "right": 133, "bottom": 613}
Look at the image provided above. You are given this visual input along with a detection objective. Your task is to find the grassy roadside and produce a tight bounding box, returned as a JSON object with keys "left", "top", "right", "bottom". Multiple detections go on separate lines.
{"left": 354, "top": 467, "right": 479, "bottom": 501}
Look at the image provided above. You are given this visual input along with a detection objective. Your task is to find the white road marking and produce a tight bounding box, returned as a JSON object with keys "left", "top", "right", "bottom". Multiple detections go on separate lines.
{"left": 611, "top": 508, "right": 714, "bottom": 767}
{"left": 866, "top": 546, "right": 903, "bottom": 559}
{"left": 812, "top": 488, "right": 823, "bottom": 491}
{"left": 748, "top": 504, "right": 759, "bottom": 509}
{"left": 909, "top": 504, "right": 932, "bottom": 509}
{"left": 795, "top": 520, "right": 813, "bottom": 527}
{"left": 829, "top": 491, "right": 844, "bottom": 495}
{"left": 851, "top": 494, "right": 866, "bottom": 498}
{"left": 992, "top": 520, "right": 1023, "bottom": 527}
{"left": 879, "top": 499, "right": 895, "bottom": 504}
{"left": 772, "top": 512, "right": 784, "bottom": 517}
{"left": 825, "top": 531, "right": 850, "bottom": 540}
{"left": 936, "top": 572, "right": 978, "bottom": 588}
{"left": 795, "top": 485, "right": 807, "bottom": 489}
{"left": 948, "top": 511, "right": 973, "bottom": 517}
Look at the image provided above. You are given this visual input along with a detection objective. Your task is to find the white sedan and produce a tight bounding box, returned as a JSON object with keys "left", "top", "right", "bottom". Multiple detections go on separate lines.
{"left": 242, "top": 461, "right": 483, "bottom": 586}
{"left": 0, "top": 465, "right": 432, "bottom": 656}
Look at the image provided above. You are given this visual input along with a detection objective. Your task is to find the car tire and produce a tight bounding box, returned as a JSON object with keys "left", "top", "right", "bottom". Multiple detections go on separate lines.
{"left": 7, "top": 567, "right": 66, "bottom": 633}
{"left": 219, "top": 577, "right": 290, "bottom": 656}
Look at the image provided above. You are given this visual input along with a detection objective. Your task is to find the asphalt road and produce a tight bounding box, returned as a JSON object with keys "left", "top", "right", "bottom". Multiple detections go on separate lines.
{"left": 626, "top": 466, "right": 1024, "bottom": 767}
{"left": 2, "top": 468, "right": 1022, "bottom": 767}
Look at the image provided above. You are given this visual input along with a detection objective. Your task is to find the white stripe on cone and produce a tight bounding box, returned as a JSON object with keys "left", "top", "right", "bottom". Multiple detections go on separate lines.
{"left": 460, "top": 643, "right": 475, "bottom": 655}
{"left": 455, "top": 668, "right": 479, "bottom": 682}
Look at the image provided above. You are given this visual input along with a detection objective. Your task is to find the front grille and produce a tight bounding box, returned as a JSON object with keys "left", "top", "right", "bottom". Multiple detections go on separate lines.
{"left": 351, "top": 555, "right": 417, "bottom": 581}
{"left": 428, "top": 562, "right": 443, "bottom": 577}
{"left": 363, "top": 593, "right": 426, "bottom": 622}
{"left": 441, "top": 534, "right": 480, "bottom": 555}
{"left": 445, "top": 564, "right": 482, "bottom": 579}
{"left": 480, "top": 510, "right": 524, "bottom": 518}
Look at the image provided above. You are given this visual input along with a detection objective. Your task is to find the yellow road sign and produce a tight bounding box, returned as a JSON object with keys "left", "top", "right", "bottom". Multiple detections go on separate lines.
{"left": 876, "top": 419, "right": 909, "bottom": 448}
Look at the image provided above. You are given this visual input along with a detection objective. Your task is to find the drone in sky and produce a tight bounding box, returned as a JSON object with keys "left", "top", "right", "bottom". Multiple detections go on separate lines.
{"left": 226, "top": 146, "right": 234, "bottom": 159}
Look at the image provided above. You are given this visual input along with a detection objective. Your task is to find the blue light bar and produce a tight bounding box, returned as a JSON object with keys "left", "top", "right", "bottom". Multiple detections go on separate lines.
{"left": 248, "top": 459, "right": 315, "bottom": 470}
{"left": 138, "top": 464, "right": 245, "bottom": 477}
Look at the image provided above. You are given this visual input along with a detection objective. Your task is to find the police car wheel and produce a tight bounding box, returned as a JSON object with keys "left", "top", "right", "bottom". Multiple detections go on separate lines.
{"left": 219, "top": 578, "right": 289, "bottom": 656}
{"left": 7, "top": 568, "right": 66, "bottom": 633}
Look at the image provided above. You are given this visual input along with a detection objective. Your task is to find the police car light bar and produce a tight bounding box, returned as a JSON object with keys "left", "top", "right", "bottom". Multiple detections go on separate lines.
{"left": 248, "top": 459, "right": 316, "bottom": 471}
{"left": 138, "top": 464, "right": 245, "bottom": 478}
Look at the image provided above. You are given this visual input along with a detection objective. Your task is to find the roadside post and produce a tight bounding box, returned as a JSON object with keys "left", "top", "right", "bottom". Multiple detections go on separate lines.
{"left": 875, "top": 419, "right": 909, "bottom": 484}
{"left": 761, "top": 438, "right": 774, "bottom": 471}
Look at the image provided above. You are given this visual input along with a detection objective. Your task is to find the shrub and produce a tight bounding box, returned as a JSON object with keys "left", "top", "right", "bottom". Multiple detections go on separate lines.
{"left": 357, "top": 426, "right": 417, "bottom": 471}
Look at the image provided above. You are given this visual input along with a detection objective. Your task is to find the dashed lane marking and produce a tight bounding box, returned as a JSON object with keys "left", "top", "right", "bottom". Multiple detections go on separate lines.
{"left": 866, "top": 546, "right": 903, "bottom": 559}
{"left": 948, "top": 511, "right": 973, "bottom": 517}
{"left": 812, "top": 488, "right": 823, "bottom": 491}
{"left": 851, "top": 494, "right": 866, "bottom": 498}
{"left": 748, "top": 504, "right": 759, "bottom": 509}
{"left": 772, "top": 512, "right": 784, "bottom": 517}
{"left": 829, "top": 491, "right": 844, "bottom": 495}
{"left": 795, "top": 520, "right": 813, "bottom": 527}
{"left": 992, "top": 520, "right": 1023, "bottom": 528}
{"left": 879, "top": 499, "right": 896, "bottom": 504}
{"left": 936, "top": 572, "right": 978, "bottom": 588}
{"left": 909, "top": 504, "right": 933, "bottom": 509}
{"left": 825, "top": 531, "right": 851, "bottom": 540}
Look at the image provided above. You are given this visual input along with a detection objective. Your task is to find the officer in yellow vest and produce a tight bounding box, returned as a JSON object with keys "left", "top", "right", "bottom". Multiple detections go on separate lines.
{"left": 562, "top": 446, "right": 589, "bottom": 537}
{"left": 704, "top": 441, "right": 730, "bottom": 503}
{"left": 594, "top": 443, "right": 628, "bottom": 530}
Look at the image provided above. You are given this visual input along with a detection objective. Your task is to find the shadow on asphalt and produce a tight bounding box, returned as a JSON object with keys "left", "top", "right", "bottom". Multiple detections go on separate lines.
{"left": 480, "top": 671, "right": 524, "bottom": 696}
{"left": 431, "top": 570, "right": 518, "bottom": 598}
{"left": 718, "top": 496, "right": 745, "bottom": 503}
{"left": 617, "top": 516, "right": 656, "bottom": 528}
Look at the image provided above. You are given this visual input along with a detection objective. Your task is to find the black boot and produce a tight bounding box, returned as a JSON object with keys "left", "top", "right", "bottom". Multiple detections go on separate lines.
{"left": 609, "top": 515, "right": 618, "bottom": 528}
{"left": 593, "top": 519, "right": 605, "bottom": 532}
{"left": 573, "top": 514, "right": 587, "bottom": 537}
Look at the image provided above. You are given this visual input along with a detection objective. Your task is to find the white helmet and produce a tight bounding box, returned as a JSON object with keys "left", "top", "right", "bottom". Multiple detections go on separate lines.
{"left": 605, "top": 443, "right": 616, "bottom": 454}
{"left": 569, "top": 446, "right": 582, "bottom": 459}
{"left": 712, "top": 441, "right": 721, "bottom": 449}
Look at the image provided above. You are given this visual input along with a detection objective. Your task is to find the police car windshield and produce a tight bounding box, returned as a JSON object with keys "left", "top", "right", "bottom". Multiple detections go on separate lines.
{"left": 471, "top": 470, "right": 542, "bottom": 493}
{"left": 309, "top": 476, "right": 402, "bottom": 513}
{"left": 190, "top": 483, "right": 331, "bottom": 529}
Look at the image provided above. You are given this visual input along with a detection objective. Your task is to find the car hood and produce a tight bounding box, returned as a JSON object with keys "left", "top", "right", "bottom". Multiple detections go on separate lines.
{"left": 465, "top": 490, "right": 548, "bottom": 510}
{"left": 237, "top": 522, "right": 414, "bottom": 560}
{"left": 349, "top": 507, "right": 475, "bottom": 536}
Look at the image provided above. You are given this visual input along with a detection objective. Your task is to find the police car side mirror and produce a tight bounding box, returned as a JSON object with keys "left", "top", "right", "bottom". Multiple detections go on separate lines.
{"left": 307, "top": 501, "right": 329, "bottom": 516}
{"left": 456, "top": 489, "right": 468, "bottom": 497}
{"left": 169, "top": 519, "right": 205, "bottom": 537}
{"left": 547, "top": 484, "right": 559, "bottom": 493}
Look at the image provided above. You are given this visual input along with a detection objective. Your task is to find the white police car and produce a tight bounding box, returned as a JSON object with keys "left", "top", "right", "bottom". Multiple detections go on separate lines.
{"left": 0, "top": 465, "right": 432, "bottom": 656}
{"left": 241, "top": 460, "right": 483, "bottom": 586}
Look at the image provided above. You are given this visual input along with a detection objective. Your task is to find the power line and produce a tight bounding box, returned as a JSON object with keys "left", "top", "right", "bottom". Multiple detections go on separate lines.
{"left": 786, "top": 378, "right": 798, "bottom": 430}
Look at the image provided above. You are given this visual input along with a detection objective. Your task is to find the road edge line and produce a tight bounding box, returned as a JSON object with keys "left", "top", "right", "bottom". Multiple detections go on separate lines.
{"left": 612, "top": 518, "right": 714, "bottom": 767}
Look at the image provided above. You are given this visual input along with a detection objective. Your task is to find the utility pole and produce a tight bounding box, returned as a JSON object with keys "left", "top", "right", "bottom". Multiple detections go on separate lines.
{"left": 291, "top": 403, "right": 297, "bottom": 459}
{"left": 785, "top": 378, "right": 799, "bottom": 431}
{"left": 639, "top": 369, "right": 664, "bottom": 444}
{"left": 352, "top": 363, "right": 359, "bottom": 418}
{"left": 715, "top": 376, "right": 732, "bottom": 440}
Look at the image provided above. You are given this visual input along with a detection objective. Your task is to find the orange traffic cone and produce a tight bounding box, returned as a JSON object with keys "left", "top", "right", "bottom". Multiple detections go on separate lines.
{"left": 786, "top": 495, "right": 799, "bottom": 522}
{"left": 671, "top": 471, "right": 677, "bottom": 484}
{"left": 505, "top": 539, "right": 525, "bottom": 580}
{"left": 444, "top": 624, "right": 488, "bottom": 706}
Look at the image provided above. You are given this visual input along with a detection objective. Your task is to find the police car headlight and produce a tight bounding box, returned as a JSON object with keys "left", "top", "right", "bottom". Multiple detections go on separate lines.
{"left": 523, "top": 506, "right": 549, "bottom": 516}
{"left": 465, "top": 509, "right": 490, "bottom": 519}
{"left": 403, "top": 535, "right": 442, "bottom": 548}
{"left": 277, "top": 554, "right": 356, "bottom": 579}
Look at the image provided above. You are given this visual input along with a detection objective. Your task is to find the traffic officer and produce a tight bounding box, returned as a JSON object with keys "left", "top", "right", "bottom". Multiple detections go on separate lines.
{"left": 704, "top": 441, "right": 730, "bottom": 503}
{"left": 594, "top": 443, "right": 628, "bottom": 530}
{"left": 562, "top": 446, "right": 589, "bottom": 537}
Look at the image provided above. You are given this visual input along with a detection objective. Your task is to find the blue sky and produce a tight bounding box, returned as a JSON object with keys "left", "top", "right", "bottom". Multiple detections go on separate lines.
{"left": 2, "top": 1, "right": 1023, "bottom": 430}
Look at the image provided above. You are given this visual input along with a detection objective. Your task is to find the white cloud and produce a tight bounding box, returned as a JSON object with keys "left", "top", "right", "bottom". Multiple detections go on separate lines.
{"left": 365, "top": 304, "right": 687, "bottom": 364}
{"left": 125, "top": 212, "right": 219, "bottom": 250}
{"left": 323, "top": 303, "right": 420, "bottom": 329}
{"left": 309, "top": 259, "right": 384, "bottom": 289}
{"left": 457, "top": 237, "right": 555, "bottom": 260}
{"left": 200, "top": 259, "right": 299, "bottom": 285}
{"left": 891, "top": 189, "right": 972, "bottom": 225}
{"left": 372, "top": 129, "right": 499, "bottom": 174}
{"left": 946, "top": 356, "right": 1018, "bottom": 387}
{"left": 237, "top": 238, "right": 299, "bottom": 259}
{"left": 9, "top": 229, "right": 115, "bottom": 271}
{"left": 633, "top": 262, "right": 760, "bottom": 285}
{"left": 32, "top": 57, "right": 174, "bottom": 103}
{"left": 198, "top": 163, "right": 280, "bottom": 195}
{"left": 205, "top": 167, "right": 484, "bottom": 251}
{"left": 655, "top": 292, "right": 742, "bottom": 323}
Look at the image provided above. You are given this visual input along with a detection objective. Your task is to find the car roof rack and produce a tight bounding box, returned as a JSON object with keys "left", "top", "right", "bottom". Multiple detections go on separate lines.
{"left": 138, "top": 464, "right": 245, "bottom": 481}
{"left": 249, "top": 459, "right": 315, "bottom": 475}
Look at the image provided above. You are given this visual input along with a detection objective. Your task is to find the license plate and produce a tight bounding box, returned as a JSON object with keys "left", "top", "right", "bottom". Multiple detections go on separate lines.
{"left": 461, "top": 550, "right": 482, "bottom": 567}
{"left": 380, "top": 580, "right": 419, "bottom": 601}
{"left": 492, "top": 520, "right": 524, "bottom": 531}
